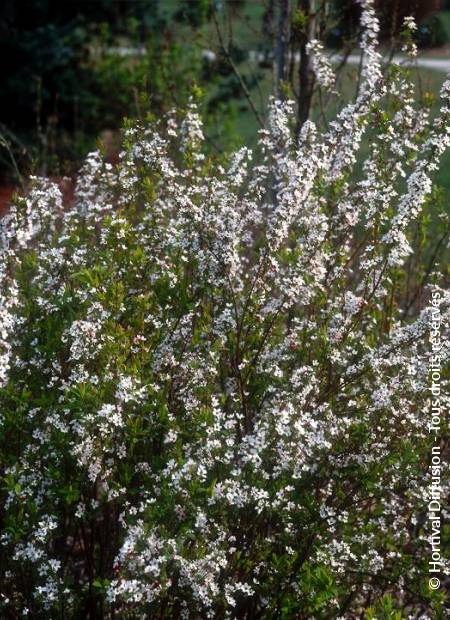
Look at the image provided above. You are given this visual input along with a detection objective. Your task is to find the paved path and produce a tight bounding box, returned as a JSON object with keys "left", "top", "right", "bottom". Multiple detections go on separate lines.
{"left": 116, "top": 46, "right": 450, "bottom": 72}
{"left": 344, "top": 54, "right": 450, "bottom": 73}
{"left": 245, "top": 50, "right": 450, "bottom": 73}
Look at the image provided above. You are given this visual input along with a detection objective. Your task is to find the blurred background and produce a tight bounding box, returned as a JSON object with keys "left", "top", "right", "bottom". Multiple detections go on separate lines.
{"left": 1, "top": 0, "right": 450, "bottom": 208}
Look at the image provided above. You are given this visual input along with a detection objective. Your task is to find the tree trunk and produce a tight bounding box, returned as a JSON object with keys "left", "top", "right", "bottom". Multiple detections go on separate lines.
{"left": 274, "top": 0, "right": 290, "bottom": 100}
{"left": 297, "top": 0, "right": 316, "bottom": 135}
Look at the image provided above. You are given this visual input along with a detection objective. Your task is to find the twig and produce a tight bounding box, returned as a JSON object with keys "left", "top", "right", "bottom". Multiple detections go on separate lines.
{"left": 211, "top": 3, "right": 265, "bottom": 129}
{"left": 402, "top": 226, "right": 450, "bottom": 318}
{"left": 0, "top": 133, "right": 25, "bottom": 189}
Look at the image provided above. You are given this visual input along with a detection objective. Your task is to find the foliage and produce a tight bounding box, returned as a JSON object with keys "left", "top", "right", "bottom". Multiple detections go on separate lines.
{"left": 0, "top": 4, "right": 450, "bottom": 618}
{"left": 0, "top": 0, "right": 163, "bottom": 130}
{"left": 0, "top": 0, "right": 208, "bottom": 179}
{"left": 416, "top": 11, "right": 450, "bottom": 48}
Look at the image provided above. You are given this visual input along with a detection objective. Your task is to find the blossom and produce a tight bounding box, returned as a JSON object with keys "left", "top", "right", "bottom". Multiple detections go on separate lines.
{"left": 0, "top": 3, "right": 449, "bottom": 617}
{"left": 307, "top": 39, "right": 335, "bottom": 91}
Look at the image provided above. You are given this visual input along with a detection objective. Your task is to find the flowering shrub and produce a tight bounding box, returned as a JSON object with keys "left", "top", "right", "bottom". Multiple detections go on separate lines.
{"left": 1, "top": 3, "right": 450, "bottom": 618}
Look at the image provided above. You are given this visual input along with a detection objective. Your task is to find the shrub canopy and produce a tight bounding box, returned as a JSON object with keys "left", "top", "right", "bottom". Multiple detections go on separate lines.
{"left": 0, "top": 2, "right": 449, "bottom": 618}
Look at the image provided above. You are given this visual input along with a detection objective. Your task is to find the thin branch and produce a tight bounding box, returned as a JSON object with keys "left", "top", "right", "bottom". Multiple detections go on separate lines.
{"left": 402, "top": 226, "right": 450, "bottom": 318}
{"left": 211, "top": 3, "right": 265, "bottom": 129}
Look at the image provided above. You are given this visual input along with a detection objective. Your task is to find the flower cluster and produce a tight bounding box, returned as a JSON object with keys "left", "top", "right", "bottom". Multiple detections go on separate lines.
{"left": 1, "top": 2, "right": 449, "bottom": 617}
{"left": 306, "top": 39, "right": 336, "bottom": 91}
{"left": 402, "top": 15, "right": 418, "bottom": 58}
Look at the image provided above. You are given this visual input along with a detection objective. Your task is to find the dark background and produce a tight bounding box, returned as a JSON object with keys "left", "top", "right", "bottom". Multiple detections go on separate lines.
{"left": 1, "top": 0, "right": 449, "bottom": 188}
